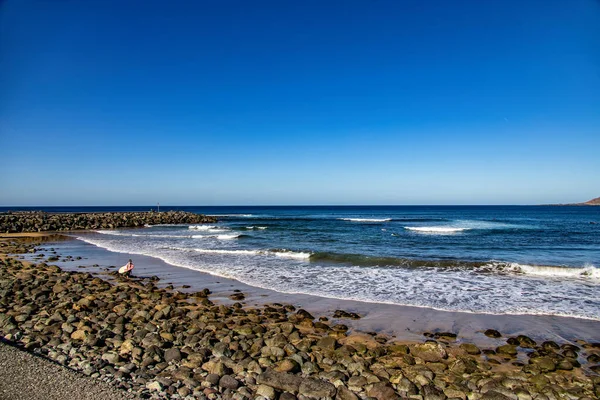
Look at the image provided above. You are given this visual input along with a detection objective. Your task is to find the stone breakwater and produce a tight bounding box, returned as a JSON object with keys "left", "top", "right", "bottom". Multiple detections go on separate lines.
{"left": 0, "top": 211, "right": 217, "bottom": 233}
{"left": 1, "top": 255, "right": 600, "bottom": 399}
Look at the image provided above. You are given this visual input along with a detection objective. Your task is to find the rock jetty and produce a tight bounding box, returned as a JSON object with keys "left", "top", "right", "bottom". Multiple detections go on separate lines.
{"left": 1, "top": 242, "right": 599, "bottom": 399}
{"left": 0, "top": 211, "right": 216, "bottom": 233}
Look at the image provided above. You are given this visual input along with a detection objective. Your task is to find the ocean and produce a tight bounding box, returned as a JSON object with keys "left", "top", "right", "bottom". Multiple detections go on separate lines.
{"left": 5, "top": 205, "right": 599, "bottom": 320}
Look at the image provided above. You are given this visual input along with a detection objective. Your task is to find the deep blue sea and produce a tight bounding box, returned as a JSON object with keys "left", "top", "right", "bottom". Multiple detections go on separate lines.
{"left": 3, "top": 206, "right": 599, "bottom": 320}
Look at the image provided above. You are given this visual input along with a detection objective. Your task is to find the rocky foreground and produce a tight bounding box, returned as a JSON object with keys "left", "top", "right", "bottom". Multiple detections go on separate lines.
{"left": 0, "top": 211, "right": 217, "bottom": 233}
{"left": 1, "top": 247, "right": 600, "bottom": 399}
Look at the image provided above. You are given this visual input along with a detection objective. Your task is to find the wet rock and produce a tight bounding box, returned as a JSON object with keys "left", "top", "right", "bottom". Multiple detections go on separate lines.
{"left": 333, "top": 310, "right": 361, "bottom": 319}
{"left": 460, "top": 343, "right": 481, "bottom": 355}
{"left": 496, "top": 345, "right": 517, "bottom": 356}
{"left": 229, "top": 293, "right": 245, "bottom": 301}
{"left": 411, "top": 342, "right": 447, "bottom": 362}
{"left": 484, "top": 329, "right": 502, "bottom": 338}
{"left": 515, "top": 335, "right": 537, "bottom": 348}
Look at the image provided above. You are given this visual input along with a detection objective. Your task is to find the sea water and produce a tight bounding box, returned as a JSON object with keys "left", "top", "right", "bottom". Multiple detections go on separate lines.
{"left": 6, "top": 206, "right": 599, "bottom": 320}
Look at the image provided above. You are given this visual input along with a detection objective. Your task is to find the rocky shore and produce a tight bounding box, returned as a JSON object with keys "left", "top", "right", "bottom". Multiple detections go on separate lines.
{"left": 1, "top": 239, "right": 599, "bottom": 400}
{"left": 0, "top": 211, "right": 217, "bottom": 233}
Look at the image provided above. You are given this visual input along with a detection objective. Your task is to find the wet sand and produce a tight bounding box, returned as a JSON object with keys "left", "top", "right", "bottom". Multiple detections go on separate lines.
{"left": 20, "top": 234, "right": 600, "bottom": 347}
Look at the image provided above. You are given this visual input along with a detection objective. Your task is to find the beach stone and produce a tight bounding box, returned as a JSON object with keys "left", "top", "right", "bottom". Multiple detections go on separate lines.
{"left": 481, "top": 391, "right": 513, "bottom": 400}
{"left": 146, "top": 381, "right": 163, "bottom": 391}
{"left": 411, "top": 342, "right": 447, "bottom": 362}
{"left": 515, "top": 335, "right": 537, "bottom": 348}
{"left": 484, "top": 329, "right": 502, "bottom": 338}
{"left": 280, "top": 393, "right": 297, "bottom": 400}
{"left": 496, "top": 345, "right": 517, "bottom": 356}
{"left": 336, "top": 386, "right": 359, "bottom": 400}
{"left": 317, "top": 336, "right": 337, "bottom": 350}
{"left": 256, "top": 384, "right": 277, "bottom": 399}
{"left": 541, "top": 341, "right": 560, "bottom": 351}
{"left": 298, "top": 378, "right": 336, "bottom": 398}
{"left": 274, "top": 358, "right": 300, "bottom": 373}
{"left": 205, "top": 374, "right": 220, "bottom": 386}
{"left": 587, "top": 354, "right": 600, "bottom": 363}
{"left": 262, "top": 346, "right": 285, "bottom": 358}
{"left": 333, "top": 310, "right": 361, "bottom": 319}
{"left": 70, "top": 330, "right": 88, "bottom": 341}
{"left": 101, "top": 352, "right": 119, "bottom": 365}
{"left": 530, "top": 356, "right": 555, "bottom": 372}
{"left": 257, "top": 370, "right": 303, "bottom": 393}
{"left": 460, "top": 343, "right": 481, "bottom": 355}
{"left": 165, "top": 347, "right": 182, "bottom": 363}
{"left": 219, "top": 375, "right": 239, "bottom": 390}
{"left": 556, "top": 359, "right": 573, "bottom": 370}
{"left": 348, "top": 376, "right": 368, "bottom": 390}
{"left": 367, "top": 382, "right": 400, "bottom": 400}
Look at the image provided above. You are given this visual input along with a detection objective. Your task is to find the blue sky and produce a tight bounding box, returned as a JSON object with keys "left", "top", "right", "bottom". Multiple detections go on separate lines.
{"left": 1, "top": 0, "right": 599, "bottom": 205}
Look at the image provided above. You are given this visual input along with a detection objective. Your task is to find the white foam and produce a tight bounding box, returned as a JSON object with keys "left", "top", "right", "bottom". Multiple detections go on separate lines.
{"left": 340, "top": 218, "right": 392, "bottom": 222}
{"left": 245, "top": 226, "right": 268, "bottom": 230}
{"left": 188, "top": 225, "right": 216, "bottom": 230}
{"left": 192, "top": 248, "right": 310, "bottom": 259}
{"left": 193, "top": 248, "right": 263, "bottom": 256}
{"left": 273, "top": 250, "right": 311, "bottom": 260}
{"left": 518, "top": 263, "right": 599, "bottom": 280}
{"left": 217, "top": 233, "right": 242, "bottom": 240}
{"left": 191, "top": 233, "right": 242, "bottom": 240}
{"left": 75, "top": 235, "right": 600, "bottom": 321}
{"left": 405, "top": 226, "right": 469, "bottom": 233}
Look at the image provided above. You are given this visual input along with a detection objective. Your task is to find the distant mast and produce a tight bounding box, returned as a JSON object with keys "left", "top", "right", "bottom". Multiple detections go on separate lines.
{"left": 157, "top": 202, "right": 160, "bottom": 213}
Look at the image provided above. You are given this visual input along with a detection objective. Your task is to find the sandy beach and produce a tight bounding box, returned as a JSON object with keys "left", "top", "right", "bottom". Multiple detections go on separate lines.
{"left": 1, "top": 231, "right": 600, "bottom": 399}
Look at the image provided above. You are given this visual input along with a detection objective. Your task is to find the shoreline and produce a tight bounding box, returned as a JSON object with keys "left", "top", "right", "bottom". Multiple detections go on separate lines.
{"left": 2, "top": 233, "right": 600, "bottom": 399}
{"left": 10, "top": 232, "right": 600, "bottom": 345}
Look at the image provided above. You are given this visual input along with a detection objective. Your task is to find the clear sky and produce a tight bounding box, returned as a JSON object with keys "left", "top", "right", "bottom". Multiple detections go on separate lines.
{"left": 1, "top": 0, "right": 599, "bottom": 206}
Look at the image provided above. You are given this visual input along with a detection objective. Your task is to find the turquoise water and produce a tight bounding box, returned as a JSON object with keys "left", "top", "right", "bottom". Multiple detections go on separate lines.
{"left": 6, "top": 206, "right": 599, "bottom": 319}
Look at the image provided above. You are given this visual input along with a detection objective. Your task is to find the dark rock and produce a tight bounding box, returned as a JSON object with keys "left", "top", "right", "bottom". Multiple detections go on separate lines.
{"left": 219, "top": 375, "right": 239, "bottom": 390}
{"left": 460, "top": 343, "right": 481, "bottom": 355}
{"left": 484, "top": 329, "right": 502, "bottom": 338}
{"left": 164, "top": 348, "right": 182, "bottom": 363}
{"left": 205, "top": 374, "right": 221, "bottom": 385}
{"left": 332, "top": 310, "right": 361, "bottom": 319}
{"left": 496, "top": 345, "right": 517, "bottom": 356}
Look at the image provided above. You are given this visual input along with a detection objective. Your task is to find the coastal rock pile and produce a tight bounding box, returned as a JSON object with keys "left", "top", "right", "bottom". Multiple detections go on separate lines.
{"left": 1, "top": 255, "right": 599, "bottom": 399}
{"left": 0, "top": 211, "right": 217, "bottom": 233}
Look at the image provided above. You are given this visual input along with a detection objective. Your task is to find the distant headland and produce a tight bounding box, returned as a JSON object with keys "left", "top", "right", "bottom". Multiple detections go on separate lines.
{"left": 547, "top": 196, "right": 600, "bottom": 206}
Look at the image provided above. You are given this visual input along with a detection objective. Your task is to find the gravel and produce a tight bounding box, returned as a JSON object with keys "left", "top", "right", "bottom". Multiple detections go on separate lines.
{"left": 0, "top": 342, "right": 137, "bottom": 400}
